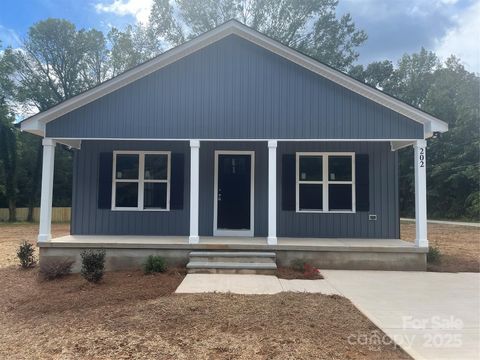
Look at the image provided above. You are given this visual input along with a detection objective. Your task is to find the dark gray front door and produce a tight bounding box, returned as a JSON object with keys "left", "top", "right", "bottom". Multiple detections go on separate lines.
{"left": 215, "top": 152, "right": 253, "bottom": 235}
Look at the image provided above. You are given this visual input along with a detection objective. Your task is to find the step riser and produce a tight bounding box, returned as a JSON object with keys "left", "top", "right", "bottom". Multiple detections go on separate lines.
{"left": 190, "top": 252, "right": 276, "bottom": 258}
{"left": 188, "top": 268, "right": 277, "bottom": 275}
{"left": 187, "top": 262, "right": 276, "bottom": 270}
{"left": 187, "top": 251, "right": 278, "bottom": 274}
{"left": 191, "top": 257, "right": 275, "bottom": 263}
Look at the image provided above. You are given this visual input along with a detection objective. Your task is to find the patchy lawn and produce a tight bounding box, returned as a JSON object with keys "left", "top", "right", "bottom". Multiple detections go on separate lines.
{"left": 0, "top": 222, "right": 410, "bottom": 359}
{"left": 401, "top": 222, "right": 480, "bottom": 272}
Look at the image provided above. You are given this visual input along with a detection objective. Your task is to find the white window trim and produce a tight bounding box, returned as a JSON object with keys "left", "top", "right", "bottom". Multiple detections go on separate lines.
{"left": 296, "top": 152, "right": 356, "bottom": 214}
{"left": 111, "top": 150, "right": 171, "bottom": 211}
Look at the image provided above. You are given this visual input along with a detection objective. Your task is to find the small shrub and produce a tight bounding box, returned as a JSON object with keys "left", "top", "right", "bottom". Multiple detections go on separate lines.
{"left": 80, "top": 249, "right": 106, "bottom": 283}
{"left": 17, "top": 241, "right": 36, "bottom": 268}
{"left": 40, "top": 258, "right": 74, "bottom": 280}
{"left": 427, "top": 246, "right": 441, "bottom": 264}
{"left": 303, "top": 263, "right": 320, "bottom": 279}
{"left": 144, "top": 255, "right": 167, "bottom": 274}
{"left": 291, "top": 258, "right": 305, "bottom": 272}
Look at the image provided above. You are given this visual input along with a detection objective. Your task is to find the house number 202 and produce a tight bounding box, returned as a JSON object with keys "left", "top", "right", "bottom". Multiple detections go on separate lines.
{"left": 419, "top": 148, "right": 425, "bottom": 168}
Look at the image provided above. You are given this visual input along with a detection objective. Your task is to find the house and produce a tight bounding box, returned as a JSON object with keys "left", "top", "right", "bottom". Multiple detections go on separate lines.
{"left": 20, "top": 20, "right": 448, "bottom": 272}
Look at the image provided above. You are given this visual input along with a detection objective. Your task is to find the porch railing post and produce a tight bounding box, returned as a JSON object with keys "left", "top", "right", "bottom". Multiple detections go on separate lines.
{"left": 267, "top": 140, "right": 277, "bottom": 245}
{"left": 38, "top": 138, "right": 56, "bottom": 242}
{"left": 414, "top": 139, "right": 428, "bottom": 247}
{"left": 189, "top": 140, "right": 200, "bottom": 244}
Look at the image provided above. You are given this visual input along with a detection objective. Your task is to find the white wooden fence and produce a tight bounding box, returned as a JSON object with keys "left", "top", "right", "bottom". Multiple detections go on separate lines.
{"left": 0, "top": 207, "right": 71, "bottom": 222}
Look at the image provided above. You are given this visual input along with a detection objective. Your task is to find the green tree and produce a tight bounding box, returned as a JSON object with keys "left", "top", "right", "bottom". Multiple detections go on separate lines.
{"left": 349, "top": 60, "right": 394, "bottom": 90}
{"left": 352, "top": 51, "right": 480, "bottom": 220}
{"left": 0, "top": 100, "right": 17, "bottom": 221}
{"left": 0, "top": 43, "right": 18, "bottom": 221}
{"left": 15, "top": 18, "right": 108, "bottom": 109}
{"left": 10, "top": 19, "right": 109, "bottom": 220}
{"left": 147, "top": 0, "right": 367, "bottom": 71}
{"left": 384, "top": 48, "right": 440, "bottom": 108}
{"left": 423, "top": 57, "right": 480, "bottom": 220}
{"left": 107, "top": 25, "right": 158, "bottom": 76}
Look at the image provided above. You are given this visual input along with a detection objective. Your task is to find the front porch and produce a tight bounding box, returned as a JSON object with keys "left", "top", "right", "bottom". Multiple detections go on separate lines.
{"left": 39, "top": 235, "right": 427, "bottom": 271}
{"left": 35, "top": 137, "right": 430, "bottom": 272}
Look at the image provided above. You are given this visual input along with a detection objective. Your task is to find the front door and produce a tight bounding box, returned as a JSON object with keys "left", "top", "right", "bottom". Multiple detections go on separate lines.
{"left": 214, "top": 151, "right": 254, "bottom": 236}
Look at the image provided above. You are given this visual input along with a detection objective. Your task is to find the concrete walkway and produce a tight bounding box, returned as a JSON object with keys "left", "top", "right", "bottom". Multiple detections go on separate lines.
{"left": 322, "top": 270, "right": 480, "bottom": 360}
{"left": 176, "top": 271, "right": 480, "bottom": 359}
{"left": 175, "top": 273, "right": 339, "bottom": 295}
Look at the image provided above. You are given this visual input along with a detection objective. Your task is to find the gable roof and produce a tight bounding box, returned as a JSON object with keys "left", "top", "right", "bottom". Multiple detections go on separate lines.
{"left": 20, "top": 19, "right": 448, "bottom": 138}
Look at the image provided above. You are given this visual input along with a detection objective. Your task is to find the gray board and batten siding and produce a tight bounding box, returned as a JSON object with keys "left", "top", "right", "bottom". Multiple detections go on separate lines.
{"left": 71, "top": 141, "right": 191, "bottom": 236}
{"left": 71, "top": 140, "right": 398, "bottom": 239}
{"left": 46, "top": 35, "right": 423, "bottom": 140}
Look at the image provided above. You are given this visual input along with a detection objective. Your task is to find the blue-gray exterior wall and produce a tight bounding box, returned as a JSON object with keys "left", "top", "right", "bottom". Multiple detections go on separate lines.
{"left": 71, "top": 140, "right": 190, "bottom": 235}
{"left": 71, "top": 140, "right": 398, "bottom": 239}
{"left": 277, "top": 142, "right": 399, "bottom": 238}
{"left": 46, "top": 35, "right": 423, "bottom": 140}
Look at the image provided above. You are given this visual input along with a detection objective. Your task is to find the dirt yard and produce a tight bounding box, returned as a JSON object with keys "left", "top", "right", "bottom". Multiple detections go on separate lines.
{"left": 0, "top": 222, "right": 69, "bottom": 268}
{"left": 0, "top": 267, "right": 409, "bottom": 360}
{"left": 0, "top": 221, "right": 477, "bottom": 358}
{"left": 0, "top": 222, "right": 410, "bottom": 359}
{"left": 401, "top": 222, "right": 480, "bottom": 272}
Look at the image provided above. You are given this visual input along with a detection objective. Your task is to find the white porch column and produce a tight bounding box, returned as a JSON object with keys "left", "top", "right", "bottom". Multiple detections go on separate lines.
{"left": 267, "top": 140, "right": 277, "bottom": 245}
{"left": 38, "top": 138, "right": 56, "bottom": 242}
{"left": 189, "top": 140, "right": 200, "bottom": 244}
{"left": 414, "top": 139, "right": 428, "bottom": 247}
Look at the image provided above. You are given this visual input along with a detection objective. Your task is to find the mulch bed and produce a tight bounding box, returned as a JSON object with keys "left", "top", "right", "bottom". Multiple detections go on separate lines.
{"left": 0, "top": 265, "right": 410, "bottom": 359}
{"left": 276, "top": 266, "right": 324, "bottom": 280}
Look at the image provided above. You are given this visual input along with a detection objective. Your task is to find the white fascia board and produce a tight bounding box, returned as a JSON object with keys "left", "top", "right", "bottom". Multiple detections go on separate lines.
{"left": 51, "top": 137, "right": 427, "bottom": 142}
{"left": 20, "top": 20, "right": 448, "bottom": 139}
{"left": 20, "top": 117, "right": 45, "bottom": 136}
{"left": 390, "top": 141, "right": 416, "bottom": 151}
{"left": 56, "top": 139, "right": 82, "bottom": 149}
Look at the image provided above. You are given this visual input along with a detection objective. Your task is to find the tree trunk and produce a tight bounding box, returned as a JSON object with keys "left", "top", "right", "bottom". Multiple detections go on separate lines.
{"left": 8, "top": 198, "right": 16, "bottom": 222}
{"left": 27, "top": 142, "right": 43, "bottom": 222}
{"left": 0, "top": 121, "right": 17, "bottom": 223}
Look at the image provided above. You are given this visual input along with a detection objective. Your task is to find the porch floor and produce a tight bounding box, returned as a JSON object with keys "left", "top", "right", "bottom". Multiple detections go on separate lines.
{"left": 40, "top": 235, "right": 426, "bottom": 253}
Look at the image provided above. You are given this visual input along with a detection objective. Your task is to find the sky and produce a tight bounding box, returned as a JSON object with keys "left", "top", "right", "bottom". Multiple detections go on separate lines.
{"left": 0, "top": 0, "right": 478, "bottom": 73}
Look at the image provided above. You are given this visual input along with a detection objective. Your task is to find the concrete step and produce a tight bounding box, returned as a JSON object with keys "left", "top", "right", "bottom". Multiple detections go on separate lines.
{"left": 190, "top": 256, "right": 274, "bottom": 263}
{"left": 188, "top": 268, "right": 277, "bottom": 275}
{"left": 187, "top": 261, "right": 277, "bottom": 275}
{"left": 189, "top": 251, "right": 276, "bottom": 258}
{"left": 189, "top": 251, "right": 276, "bottom": 264}
{"left": 187, "top": 251, "right": 277, "bottom": 274}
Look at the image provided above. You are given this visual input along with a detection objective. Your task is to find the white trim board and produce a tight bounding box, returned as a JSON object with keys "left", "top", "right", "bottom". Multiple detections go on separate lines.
{"left": 213, "top": 150, "right": 255, "bottom": 237}
{"left": 52, "top": 137, "right": 420, "bottom": 152}
{"left": 21, "top": 20, "right": 447, "bottom": 138}
{"left": 51, "top": 137, "right": 424, "bottom": 142}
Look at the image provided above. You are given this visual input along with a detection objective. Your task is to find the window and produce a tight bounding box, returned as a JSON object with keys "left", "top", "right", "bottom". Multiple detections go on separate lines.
{"left": 112, "top": 151, "right": 170, "bottom": 211}
{"left": 296, "top": 153, "right": 355, "bottom": 213}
